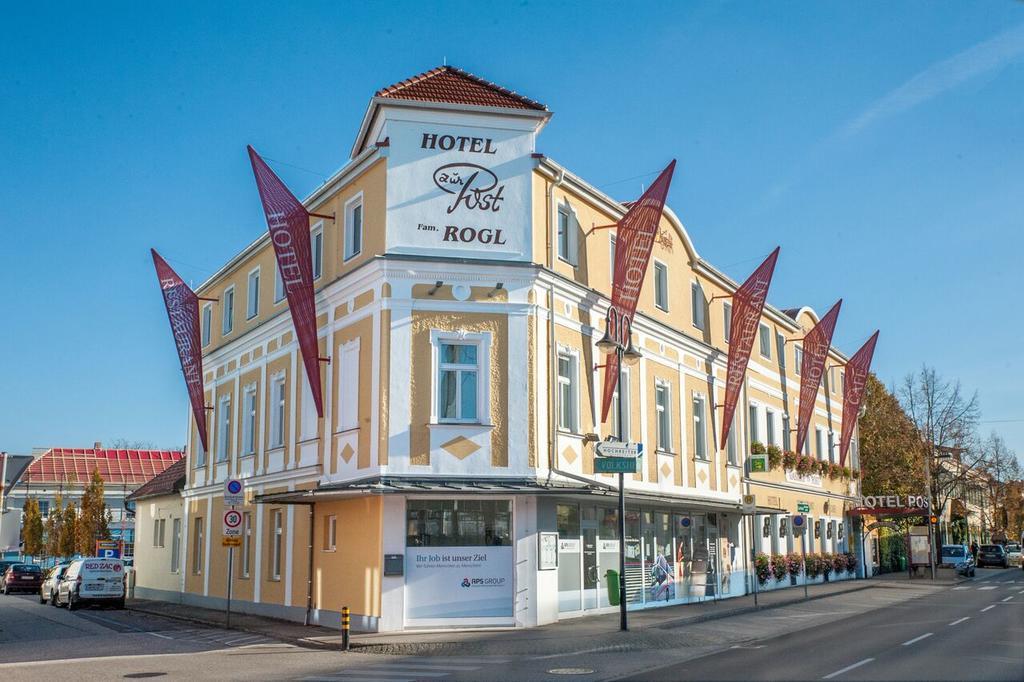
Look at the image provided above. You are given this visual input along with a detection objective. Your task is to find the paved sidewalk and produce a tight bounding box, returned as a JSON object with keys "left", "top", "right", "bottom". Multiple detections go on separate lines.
{"left": 126, "top": 576, "right": 947, "bottom": 656}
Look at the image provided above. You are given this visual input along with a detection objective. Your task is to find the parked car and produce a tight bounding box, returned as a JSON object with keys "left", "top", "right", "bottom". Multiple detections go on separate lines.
{"left": 940, "top": 544, "right": 975, "bottom": 577}
{"left": 1, "top": 563, "right": 44, "bottom": 594}
{"left": 39, "top": 563, "right": 71, "bottom": 604}
{"left": 0, "top": 560, "right": 16, "bottom": 584}
{"left": 1003, "top": 543, "right": 1022, "bottom": 568}
{"left": 55, "top": 558, "right": 126, "bottom": 610}
{"left": 977, "top": 544, "right": 1009, "bottom": 568}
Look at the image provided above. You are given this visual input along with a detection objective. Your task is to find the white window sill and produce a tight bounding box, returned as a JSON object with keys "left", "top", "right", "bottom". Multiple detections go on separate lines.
{"left": 428, "top": 422, "right": 495, "bottom": 430}
{"left": 335, "top": 427, "right": 360, "bottom": 436}
{"left": 323, "top": 548, "right": 337, "bottom": 553}
{"left": 267, "top": 445, "right": 285, "bottom": 453}
{"left": 557, "top": 429, "right": 586, "bottom": 440}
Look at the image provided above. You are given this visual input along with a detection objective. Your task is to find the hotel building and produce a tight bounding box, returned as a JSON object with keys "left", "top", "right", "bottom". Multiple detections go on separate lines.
{"left": 161, "top": 66, "right": 863, "bottom": 631}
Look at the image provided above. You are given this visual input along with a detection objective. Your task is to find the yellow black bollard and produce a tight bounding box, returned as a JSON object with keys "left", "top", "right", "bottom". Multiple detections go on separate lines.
{"left": 341, "top": 606, "right": 350, "bottom": 651}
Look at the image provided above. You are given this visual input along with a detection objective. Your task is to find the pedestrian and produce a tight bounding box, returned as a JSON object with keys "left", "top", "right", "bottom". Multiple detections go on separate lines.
{"left": 970, "top": 541, "right": 978, "bottom": 561}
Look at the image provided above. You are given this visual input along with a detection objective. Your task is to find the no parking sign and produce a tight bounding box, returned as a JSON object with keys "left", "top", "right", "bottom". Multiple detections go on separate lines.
{"left": 224, "top": 478, "right": 245, "bottom": 506}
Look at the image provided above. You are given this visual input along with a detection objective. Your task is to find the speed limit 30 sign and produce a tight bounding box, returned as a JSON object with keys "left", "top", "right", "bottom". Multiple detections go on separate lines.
{"left": 223, "top": 509, "right": 244, "bottom": 537}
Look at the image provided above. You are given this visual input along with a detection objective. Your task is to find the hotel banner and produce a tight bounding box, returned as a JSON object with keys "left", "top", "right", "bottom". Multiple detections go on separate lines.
{"left": 600, "top": 160, "right": 676, "bottom": 422}
{"left": 151, "top": 250, "right": 209, "bottom": 454}
{"left": 247, "top": 146, "right": 324, "bottom": 418}
{"left": 839, "top": 330, "right": 879, "bottom": 467}
{"left": 720, "top": 247, "right": 780, "bottom": 446}
{"left": 795, "top": 300, "right": 842, "bottom": 454}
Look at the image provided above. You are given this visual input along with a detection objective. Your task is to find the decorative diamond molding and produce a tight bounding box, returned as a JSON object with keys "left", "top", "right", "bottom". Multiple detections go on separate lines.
{"left": 561, "top": 445, "right": 578, "bottom": 465}
{"left": 697, "top": 469, "right": 708, "bottom": 484}
{"left": 340, "top": 444, "right": 355, "bottom": 463}
{"left": 729, "top": 475, "right": 739, "bottom": 489}
{"left": 441, "top": 436, "right": 480, "bottom": 460}
{"left": 660, "top": 463, "right": 672, "bottom": 480}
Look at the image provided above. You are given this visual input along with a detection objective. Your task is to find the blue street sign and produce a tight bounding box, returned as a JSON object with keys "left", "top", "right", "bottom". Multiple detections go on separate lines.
{"left": 99, "top": 548, "right": 121, "bottom": 559}
{"left": 680, "top": 517, "right": 692, "bottom": 528}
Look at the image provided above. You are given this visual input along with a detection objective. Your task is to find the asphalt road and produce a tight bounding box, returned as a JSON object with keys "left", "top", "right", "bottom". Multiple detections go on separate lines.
{"left": 618, "top": 567, "right": 1024, "bottom": 682}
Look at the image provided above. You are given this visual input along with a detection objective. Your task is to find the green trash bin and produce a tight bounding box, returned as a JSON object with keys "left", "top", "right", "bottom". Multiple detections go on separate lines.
{"left": 606, "top": 570, "right": 621, "bottom": 606}
{"left": 899, "top": 556, "right": 907, "bottom": 571}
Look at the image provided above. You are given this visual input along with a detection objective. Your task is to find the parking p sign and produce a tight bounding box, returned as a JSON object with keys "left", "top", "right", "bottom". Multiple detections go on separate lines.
{"left": 224, "top": 479, "right": 244, "bottom": 506}
{"left": 223, "top": 509, "right": 243, "bottom": 538}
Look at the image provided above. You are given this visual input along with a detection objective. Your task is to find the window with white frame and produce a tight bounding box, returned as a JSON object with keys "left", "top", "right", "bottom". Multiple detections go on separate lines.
{"left": 727, "top": 414, "right": 739, "bottom": 465}
{"left": 815, "top": 426, "right": 825, "bottom": 460}
{"left": 337, "top": 340, "right": 360, "bottom": 432}
{"left": 153, "top": 518, "right": 166, "bottom": 547}
{"left": 436, "top": 336, "right": 485, "bottom": 423}
{"left": 324, "top": 514, "right": 337, "bottom": 551}
{"left": 557, "top": 351, "right": 578, "bottom": 433}
{"left": 222, "top": 286, "right": 234, "bottom": 335}
{"left": 655, "top": 382, "right": 671, "bottom": 451}
{"left": 202, "top": 304, "right": 212, "bottom": 346}
{"left": 557, "top": 206, "right": 573, "bottom": 264}
{"left": 242, "top": 384, "right": 257, "bottom": 456}
{"left": 610, "top": 368, "right": 630, "bottom": 440}
{"left": 344, "top": 194, "right": 363, "bottom": 261}
{"left": 269, "top": 374, "right": 286, "bottom": 448}
{"left": 194, "top": 425, "right": 206, "bottom": 468}
{"left": 271, "top": 509, "right": 283, "bottom": 580}
{"left": 170, "top": 518, "right": 181, "bottom": 573}
{"left": 828, "top": 430, "right": 836, "bottom": 463}
{"left": 246, "top": 268, "right": 260, "bottom": 319}
{"left": 759, "top": 323, "right": 771, "bottom": 358}
{"left": 795, "top": 346, "right": 803, "bottom": 375}
{"left": 691, "top": 282, "right": 706, "bottom": 330}
{"left": 766, "top": 409, "right": 777, "bottom": 447}
{"left": 693, "top": 394, "right": 708, "bottom": 459}
{"left": 783, "top": 414, "right": 792, "bottom": 451}
{"left": 192, "top": 517, "right": 203, "bottom": 575}
{"left": 803, "top": 429, "right": 811, "bottom": 455}
{"left": 776, "top": 333, "right": 786, "bottom": 367}
{"left": 274, "top": 265, "right": 285, "bottom": 303}
{"left": 654, "top": 262, "right": 669, "bottom": 311}
{"left": 723, "top": 302, "right": 732, "bottom": 343}
{"left": 311, "top": 223, "right": 323, "bottom": 280}
{"left": 241, "top": 512, "right": 252, "bottom": 577}
{"left": 216, "top": 395, "right": 231, "bottom": 462}
{"left": 748, "top": 403, "right": 760, "bottom": 444}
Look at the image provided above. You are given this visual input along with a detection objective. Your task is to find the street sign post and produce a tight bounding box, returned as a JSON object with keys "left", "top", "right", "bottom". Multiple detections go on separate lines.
{"left": 741, "top": 494, "right": 756, "bottom": 514}
{"left": 224, "top": 479, "right": 245, "bottom": 507}
{"left": 595, "top": 457, "right": 638, "bottom": 474}
{"left": 221, "top": 484, "right": 244, "bottom": 628}
{"left": 793, "top": 514, "right": 808, "bottom": 599}
{"left": 595, "top": 441, "right": 643, "bottom": 458}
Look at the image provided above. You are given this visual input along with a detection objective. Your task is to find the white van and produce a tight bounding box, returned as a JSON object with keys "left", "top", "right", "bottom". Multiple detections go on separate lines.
{"left": 55, "top": 558, "right": 126, "bottom": 610}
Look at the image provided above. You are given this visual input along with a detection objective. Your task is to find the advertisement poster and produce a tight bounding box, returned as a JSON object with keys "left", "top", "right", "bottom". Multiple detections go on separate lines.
{"left": 405, "top": 547, "right": 513, "bottom": 621}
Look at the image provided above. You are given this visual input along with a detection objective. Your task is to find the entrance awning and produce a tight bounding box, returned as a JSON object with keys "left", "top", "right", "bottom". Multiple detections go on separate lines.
{"left": 254, "top": 474, "right": 786, "bottom": 516}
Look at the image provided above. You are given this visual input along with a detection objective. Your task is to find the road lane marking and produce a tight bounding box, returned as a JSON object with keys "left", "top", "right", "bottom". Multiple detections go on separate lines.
{"left": 981, "top": 605, "right": 996, "bottom": 612}
{"left": 822, "top": 658, "right": 875, "bottom": 679}
{"left": 952, "top": 586, "right": 970, "bottom": 590}
{"left": 901, "top": 633, "right": 933, "bottom": 646}
{"left": 978, "top": 586, "right": 997, "bottom": 590}
{"left": 949, "top": 617, "right": 970, "bottom": 626}
{"left": 1001, "top": 596, "right": 1014, "bottom": 602}
{"left": 314, "top": 671, "right": 449, "bottom": 678}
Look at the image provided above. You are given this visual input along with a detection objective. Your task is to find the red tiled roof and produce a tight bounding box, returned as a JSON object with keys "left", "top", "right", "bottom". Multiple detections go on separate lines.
{"left": 126, "top": 458, "right": 187, "bottom": 502}
{"left": 375, "top": 66, "right": 547, "bottom": 111}
{"left": 23, "top": 448, "right": 184, "bottom": 486}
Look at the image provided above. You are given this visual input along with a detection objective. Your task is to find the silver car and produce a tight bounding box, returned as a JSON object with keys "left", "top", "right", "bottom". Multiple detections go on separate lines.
{"left": 39, "top": 563, "right": 70, "bottom": 604}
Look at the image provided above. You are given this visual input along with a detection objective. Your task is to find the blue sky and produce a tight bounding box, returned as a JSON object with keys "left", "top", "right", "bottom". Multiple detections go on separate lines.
{"left": 1, "top": 2, "right": 1021, "bottom": 456}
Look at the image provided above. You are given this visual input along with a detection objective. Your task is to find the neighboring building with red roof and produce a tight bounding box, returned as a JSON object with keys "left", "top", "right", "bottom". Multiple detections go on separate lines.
{"left": 4, "top": 444, "right": 183, "bottom": 561}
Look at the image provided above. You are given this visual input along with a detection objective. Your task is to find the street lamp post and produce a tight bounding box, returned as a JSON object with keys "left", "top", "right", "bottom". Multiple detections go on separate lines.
{"left": 597, "top": 307, "right": 642, "bottom": 632}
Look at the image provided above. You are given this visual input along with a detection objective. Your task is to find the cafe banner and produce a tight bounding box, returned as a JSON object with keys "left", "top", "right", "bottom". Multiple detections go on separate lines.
{"left": 839, "top": 330, "right": 879, "bottom": 466}
{"left": 795, "top": 300, "right": 842, "bottom": 453}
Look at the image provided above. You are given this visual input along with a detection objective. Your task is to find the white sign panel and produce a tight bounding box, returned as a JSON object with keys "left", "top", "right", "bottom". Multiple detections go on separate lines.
{"left": 385, "top": 118, "right": 535, "bottom": 261}
{"left": 785, "top": 469, "right": 823, "bottom": 488}
{"left": 222, "top": 509, "right": 243, "bottom": 538}
{"left": 224, "top": 479, "right": 245, "bottom": 506}
{"left": 405, "top": 546, "right": 513, "bottom": 621}
{"left": 741, "top": 494, "right": 756, "bottom": 514}
{"left": 538, "top": 532, "right": 558, "bottom": 571}
{"left": 596, "top": 441, "right": 644, "bottom": 458}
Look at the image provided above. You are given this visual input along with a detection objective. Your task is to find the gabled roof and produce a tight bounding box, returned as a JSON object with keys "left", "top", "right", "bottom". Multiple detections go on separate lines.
{"left": 2, "top": 454, "right": 33, "bottom": 495}
{"left": 375, "top": 65, "right": 547, "bottom": 111}
{"left": 126, "top": 458, "right": 187, "bottom": 502}
{"left": 22, "top": 448, "right": 183, "bottom": 487}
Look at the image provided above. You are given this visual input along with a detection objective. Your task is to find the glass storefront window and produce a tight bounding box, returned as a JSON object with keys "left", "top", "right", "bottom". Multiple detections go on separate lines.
{"left": 557, "top": 504, "right": 580, "bottom": 537}
{"left": 406, "top": 499, "right": 511, "bottom": 547}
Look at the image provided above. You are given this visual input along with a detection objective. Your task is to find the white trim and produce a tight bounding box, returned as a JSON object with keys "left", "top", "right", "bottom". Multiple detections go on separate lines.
{"left": 430, "top": 329, "right": 492, "bottom": 425}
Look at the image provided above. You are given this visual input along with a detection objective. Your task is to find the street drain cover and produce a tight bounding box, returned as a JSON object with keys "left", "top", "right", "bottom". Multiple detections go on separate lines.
{"left": 547, "top": 668, "right": 595, "bottom": 675}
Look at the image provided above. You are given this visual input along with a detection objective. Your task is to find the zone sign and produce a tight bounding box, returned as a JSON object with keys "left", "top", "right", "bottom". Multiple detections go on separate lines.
{"left": 223, "top": 509, "right": 244, "bottom": 537}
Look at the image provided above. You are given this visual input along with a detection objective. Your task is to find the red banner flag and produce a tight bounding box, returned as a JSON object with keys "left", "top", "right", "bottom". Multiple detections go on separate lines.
{"left": 720, "top": 248, "right": 781, "bottom": 446}
{"left": 839, "top": 331, "right": 879, "bottom": 467}
{"left": 247, "top": 145, "right": 324, "bottom": 418}
{"left": 600, "top": 160, "right": 676, "bottom": 422}
{"left": 151, "top": 249, "right": 209, "bottom": 454}
{"left": 794, "top": 300, "right": 842, "bottom": 454}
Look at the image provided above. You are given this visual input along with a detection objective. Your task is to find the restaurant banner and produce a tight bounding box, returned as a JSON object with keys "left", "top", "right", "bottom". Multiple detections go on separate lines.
{"left": 720, "top": 247, "right": 780, "bottom": 446}
{"left": 247, "top": 145, "right": 324, "bottom": 418}
{"left": 599, "top": 160, "right": 676, "bottom": 422}
{"left": 839, "top": 330, "right": 879, "bottom": 466}
{"left": 795, "top": 300, "right": 842, "bottom": 454}
{"left": 151, "top": 249, "right": 209, "bottom": 454}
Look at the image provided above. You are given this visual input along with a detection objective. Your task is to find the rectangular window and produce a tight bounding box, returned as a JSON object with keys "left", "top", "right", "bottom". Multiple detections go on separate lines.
{"left": 271, "top": 509, "right": 283, "bottom": 580}
{"left": 828, "top": 430, "right": 836, "bottom": 463}
{"left": 170, "top": 518, "right": 181, "bottom": 573}
{"left": 222, "top": 287, "right": 234, "bottom": 335}
{"left": 324, "top": 514, "right": 337, "bottom": 551}
{"left": 803, "top": 429, "right": 811, "bottom": 455}
{"left": 815, "top": 427, "right": 825, "bottom": 460}
{"left": 693, "top": 395, "right": 708, "bottom": 460}
{"left": 406, "top": 499, "right": 512, "bottom": 547}
{"left": 795, "top": 346, "right": 803, "bottom": 375}
{"left": 242, "top": 386, "right": 257, "bottom": 455}
{"left": 654, "top": 262, "right": 669, "bottom": 311}
{"left": 776, "top": 333, "right": 786, "bottom": 367}
{"left": 270, "top": 375, "right": 286, "bottom": 448}
{"left": 246, "top": 269, "right": 260, "bottom": 319}
{"left": 338, "top": 341, "right": 360, "bottom": 431}
{"left": 557, "top": 352, "right": 578, "bottom": 432}
{"left": 766, "top": 409, "right": 777, "bottom": 447}
{"left": 655, "top": 383, "right": 671, "bottom": 450}
{"left": 240, "top": 512, "right": 252, "bottom": 577}
{"left": 610, "top": 369, "right": 630, "bottom": 440}
{"left": 216, "top": 395, "right": 231, "bottom": 462}
{"left": 192, "top": 517, "right": 203, "bottom": 575}
{"left": 344, "top": 195, "right": 363, "bottom": 261}
{"left": 759, "top": 323, "right": 771, "bottom": 358}
{"left": 153, "top": 518, "right": 165, "bottom": 547}
{"left": 691, "top": 282, "right": 705, "bottom": 330}
{"left": 727, "top": 415, "right": 739, "bottom": 465}
{"left": 202, "top": 304, "right": 212, "bottom": 346}
{"left": 274, "top": 265, "right": 285, "bottom": 303}
{"left": 723, "top": 302, "right": 732, "bottom": 343}
{"left": 783, "top": 414, "right": 792, "bottom": 451}
{"left": 841, "top": 371, "right": 845, "bottom": 394}
{"left": 557, "top": 207, "right": 572, "bottom": 263}
{"left": 437, "top": 343, "right": 480, "bottom": 423}
{"left": 311, "top": 224, "right": 323, "bottom": 280}
{"left": 748, "top": 404, "right": 760, "bottom": 444}
{"left": 609, "top": 235, "right": 616, "bottom": 286}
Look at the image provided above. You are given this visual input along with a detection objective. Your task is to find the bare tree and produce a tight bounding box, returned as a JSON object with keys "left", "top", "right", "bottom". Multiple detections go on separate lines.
{"left": 981, "top": 432, "right": 1022, "bottom": 538}
{"left": 108, "top": 438, "right": 158, "bottom": 450}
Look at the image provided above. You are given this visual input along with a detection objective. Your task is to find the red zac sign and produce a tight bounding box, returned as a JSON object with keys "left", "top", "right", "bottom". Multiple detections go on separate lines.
{"left": 794, "top": 300, "right": 842, "bottom": 454}
{"left": 151, "top": 250, "right": 209, "bottom": 454}
{"left": 839, "top": 331, "right": 879, "bottom": 467}
{"left": 599, "top": 161, "right": 676, "bottom": 422}
{"left": 247, "top": 146, "right": 324, "bottom": 418}
{"left": 720, "top": 248, "right": 780, "bottom": 445}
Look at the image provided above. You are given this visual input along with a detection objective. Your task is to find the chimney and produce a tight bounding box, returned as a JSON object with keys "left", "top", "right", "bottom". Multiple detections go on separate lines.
{"left": 94, "top": 441, "right": 103, "bottom": 449}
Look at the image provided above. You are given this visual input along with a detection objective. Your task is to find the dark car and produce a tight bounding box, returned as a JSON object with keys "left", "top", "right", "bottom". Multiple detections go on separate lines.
{"left": 1, "top": 563, "right": 44, "bottom": 594}
{"left": 977, "top": 544, "right": 1009, "bottom": 568}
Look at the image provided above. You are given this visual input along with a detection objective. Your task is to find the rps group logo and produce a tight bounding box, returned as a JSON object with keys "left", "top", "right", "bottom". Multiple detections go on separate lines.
{"left": 461, "top": 578, "right": 472, "bottom": 588}
{"left": 459, "top": 576, "right": 506, "bottom": 588}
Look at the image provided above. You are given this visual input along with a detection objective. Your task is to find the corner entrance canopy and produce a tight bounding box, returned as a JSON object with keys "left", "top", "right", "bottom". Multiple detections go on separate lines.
{"left": 255, "top": 474, "right": 786, "bottom": 516}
